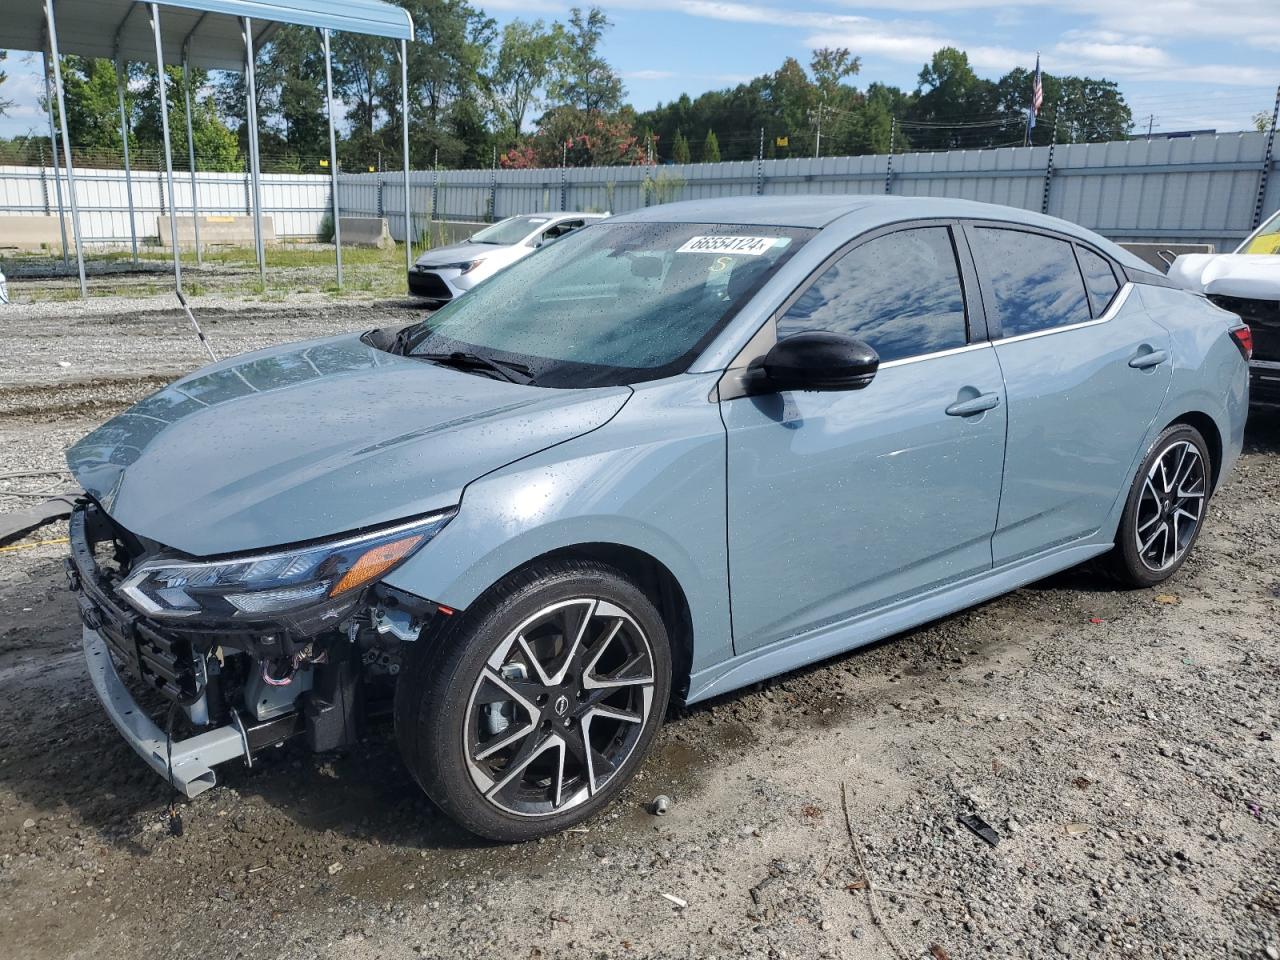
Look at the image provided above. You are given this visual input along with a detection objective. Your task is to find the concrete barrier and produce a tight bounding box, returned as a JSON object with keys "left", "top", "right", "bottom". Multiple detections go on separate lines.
{"left": 338, "top": 216, "right": 393, "bottom": 248}
{"left": 157, "top": 214, "right": 275, "bottom": 250}
{"left": 0, "top": 215, "right": 68, "bottom": 252}
{"left": 1120, "top": 242, "right": 1215, "bottom": 273}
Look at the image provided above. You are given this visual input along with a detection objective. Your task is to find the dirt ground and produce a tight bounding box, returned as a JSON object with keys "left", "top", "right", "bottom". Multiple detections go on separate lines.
{"left": 0, "top": 292, "right": 1277, "bottom": 960}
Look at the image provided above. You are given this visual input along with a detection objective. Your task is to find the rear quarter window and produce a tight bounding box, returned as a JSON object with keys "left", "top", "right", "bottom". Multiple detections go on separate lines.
{"left": 1075, "top": 247, "right": 1121, "bottom": 317}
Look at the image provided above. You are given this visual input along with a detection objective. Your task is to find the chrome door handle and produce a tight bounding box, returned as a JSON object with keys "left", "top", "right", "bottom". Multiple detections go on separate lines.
{"left": 945, "top": 392, "right": 1001, "bottom": 417}
{"left": 1129, "top": 349, "right": 1168, "bottom": 369}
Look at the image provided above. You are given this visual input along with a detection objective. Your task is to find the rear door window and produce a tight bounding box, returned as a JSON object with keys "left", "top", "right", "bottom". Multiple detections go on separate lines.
{"left": 971, "top": 227, "right": 1091, "bottom": 337}
{"left": 1075, "top": 247, "right": 1121, "bottom": 317}
{"left": 777, "top": 226, "right": 968, "bottom": 363}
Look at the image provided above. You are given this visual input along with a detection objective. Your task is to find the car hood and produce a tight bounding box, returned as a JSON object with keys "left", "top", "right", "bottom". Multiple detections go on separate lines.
{"left": 414, "top": 241, "right": 510, "bottom": 267}
{"left": 66, "top": 334, "right": 630, "bottom": 556}
{"left": 1168, "top": 253, "right": 1280, "bottom": 301}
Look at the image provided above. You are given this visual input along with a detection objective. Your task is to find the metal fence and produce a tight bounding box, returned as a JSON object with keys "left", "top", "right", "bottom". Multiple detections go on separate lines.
{"left": 3, "top": 130, "right": 1276, "bottom": 253}
{"left": 0, "top": 163, "right": 331, "bottom": 246}
{"left": 342, "top": 131, "right": 1280, "bottom": 253}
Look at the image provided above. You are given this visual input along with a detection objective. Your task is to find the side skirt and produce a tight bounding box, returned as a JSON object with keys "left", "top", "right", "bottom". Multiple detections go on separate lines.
{"left": 685, "top": 540, "right": 1111, "bottom": 704}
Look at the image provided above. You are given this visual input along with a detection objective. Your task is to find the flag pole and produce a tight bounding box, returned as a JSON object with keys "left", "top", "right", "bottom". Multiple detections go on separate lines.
{"left": 1026, "top": 52, "right": 1042, "bottom": 147}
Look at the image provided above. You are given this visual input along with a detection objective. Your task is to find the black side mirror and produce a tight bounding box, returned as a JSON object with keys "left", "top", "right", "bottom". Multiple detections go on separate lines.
{"left": 762, "top": 331, "right": 879, "bottom": 392}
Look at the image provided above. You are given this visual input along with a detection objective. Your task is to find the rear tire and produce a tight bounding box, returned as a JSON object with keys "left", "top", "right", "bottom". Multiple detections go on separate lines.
{"left": 394, "top": 559, "right": 671, "bottom": 841}
{"left": 1099, "top": 423, "right": 1212, "bottom": 588}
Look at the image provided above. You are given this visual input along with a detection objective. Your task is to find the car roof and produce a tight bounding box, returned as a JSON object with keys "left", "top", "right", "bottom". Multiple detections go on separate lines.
{"left": 612, "top": 195, "right": 1153, "bottom": 273}
{"left": 510, "top": 211, "right": 606, "bottom": 220}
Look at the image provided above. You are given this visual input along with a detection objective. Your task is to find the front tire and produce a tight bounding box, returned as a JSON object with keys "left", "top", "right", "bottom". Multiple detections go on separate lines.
{"left": 1101, "top": 423, "right": 1212, "bottom": 587}
{"left": 395, "top": 559, "right": 671, "bottom": 841}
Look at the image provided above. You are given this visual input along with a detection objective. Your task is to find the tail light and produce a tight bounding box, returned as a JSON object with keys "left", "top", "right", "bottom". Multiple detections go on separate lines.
{"left": 1229, "top": 325, "right": 1253, "bottom": 360}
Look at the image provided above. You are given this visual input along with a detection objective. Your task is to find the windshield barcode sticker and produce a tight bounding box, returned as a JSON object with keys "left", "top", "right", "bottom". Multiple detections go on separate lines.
{"left": 676, "top": 235, "right": 780, "bottom": 256}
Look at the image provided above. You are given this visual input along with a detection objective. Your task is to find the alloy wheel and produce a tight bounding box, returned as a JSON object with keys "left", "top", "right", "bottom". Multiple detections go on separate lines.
{"left": 463, "top": 597, "right": 655, "bottom": 817}
{"left": 1135, "top": 439, "right": 1206, "bottom": 572}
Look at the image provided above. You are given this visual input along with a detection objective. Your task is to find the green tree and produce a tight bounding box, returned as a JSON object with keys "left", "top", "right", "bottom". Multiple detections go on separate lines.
{"left": 852, "top": 82, "right": 912, "bottom": 154}
{"left": 57, "top": 57, "right": 125, "bottom": 158}
{"left": 671, "top": 127, "right": 690, "bottom": 163}
{"left": 767, "top": 57, "right": 816, "bottom": 149}
{"left": 907, "top": 48, "right": 1002, "bottom": 149}
{"left": 133, "top": 63, "right": 240, "bottom": 170}
{"left": 808, "top": 47, "right": 861, "bottom": 155}
{"left": 994, "top": 68, "right": 1132, "bottom": 144}
{"left": 548, "top": 7, "right": 624, "bottom": 115}
{"left": 490, "top": 19, "right": 558, "bottom": 137}
{"left": 0, "top": 51, "right": 13, "bottom": 116}
{"left": 509, "top": 105, "right": 645, "bottom": 167}
{"left": 1255, "top": 111, "right": 1276, "bottom": 133}
{"left": 810, "top": 47, "right": 860, "bottom": 102}
{"left": 272, "top": 27, "right": 330, "bottom": 161}
{"left": 397, "top": 0, "right": 497, "bottom": 168}
{"left": 702, "top": 128, "right": 720, "bottom": 162}
{"left": 331, "top": 34, "right": 387, "bottom": 148}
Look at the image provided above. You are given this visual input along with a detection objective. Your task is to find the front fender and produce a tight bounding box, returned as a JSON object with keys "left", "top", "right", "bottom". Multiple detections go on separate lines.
{"left": 381, "top": 373, "right": 733, "bottom": 674}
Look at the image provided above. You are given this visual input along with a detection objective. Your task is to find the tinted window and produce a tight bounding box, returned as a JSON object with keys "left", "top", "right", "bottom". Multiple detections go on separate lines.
{"left": 406, "top": 221, "right": 811, "bottom": 387}
{"left": 777, "top": 227, "right": 967, "bottom": 362}
{"left": 1076, "top": 247, "right": 1120, "bottom": 317}
{"left": 972, "top": 228, "right": 1091, "bottom": 337}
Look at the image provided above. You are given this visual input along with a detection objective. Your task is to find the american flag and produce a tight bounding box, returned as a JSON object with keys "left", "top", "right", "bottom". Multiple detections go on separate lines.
{"left": 1030, "top": 55, "right": 1044, "bottom": 125}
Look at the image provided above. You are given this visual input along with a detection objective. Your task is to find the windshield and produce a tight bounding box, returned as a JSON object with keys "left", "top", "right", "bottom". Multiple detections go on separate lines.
{"left": 469, "top": 215, "right": 554, "bottom": 245}
{"left": 403, "top": 221, "right": 812, "bottom": 387}
{"left": 1238, "top": 209, "right": 1280, "bottom": 255}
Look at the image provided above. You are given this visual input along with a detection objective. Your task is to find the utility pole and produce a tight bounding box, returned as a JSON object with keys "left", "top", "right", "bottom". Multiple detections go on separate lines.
{"left": 1146, "top": 114, "right": 1154, "bottom": 138}
{"left": 814, "top": 102, "right": 823, "bottom": 159}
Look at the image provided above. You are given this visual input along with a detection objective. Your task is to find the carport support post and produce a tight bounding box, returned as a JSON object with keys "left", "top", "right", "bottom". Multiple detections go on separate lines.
{"left": 113, "top": 57, "right": 139, "bottom": 265}
{"left": 321, "top": 28, "right": 342, "bottom": 288}
{"left": 399, "top": 38, "right": 413, "bottom": 273}
{"left": 39, "top": 50, "right": 69, "bottom": 268}
{"left": 44, "top": 0, "right": 87, "bottom": 297}
{"left": 242, "top": 17, "right": 267, "bottom": 284}
{"left": 149, "top": 4, "right": 182, "bottom": 292}
{"left": 181, "top": 52, "right": 203, "bottom": 264}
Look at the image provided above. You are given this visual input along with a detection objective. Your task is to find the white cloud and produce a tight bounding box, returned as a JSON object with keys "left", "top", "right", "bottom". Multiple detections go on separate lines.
{"left": 609, "top": 0, "right": 869, "bottom": 31}
{"left": 624, "top": 69, "right": 676, "bottom": 80}
{"left": 476, "top": 0, "right": 565, "bottom": 10}
{"left": 826, "top": 0, "right": 1280, "bottom": 44}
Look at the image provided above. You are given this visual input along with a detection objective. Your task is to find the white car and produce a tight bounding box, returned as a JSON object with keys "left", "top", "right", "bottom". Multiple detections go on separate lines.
{"left": 408, "top": 212, "right": 607, "bottom": 306}
{"left": 1168, "top": 208, "right": 1279, "bottom": 407}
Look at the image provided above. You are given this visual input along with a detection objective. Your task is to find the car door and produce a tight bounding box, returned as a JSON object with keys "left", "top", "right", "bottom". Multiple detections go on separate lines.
{"left": 965, "top": 224, "right": 1173, "bottom": 565}
{"left": 720, "top": 223, "right": 1007, "bottom": 654}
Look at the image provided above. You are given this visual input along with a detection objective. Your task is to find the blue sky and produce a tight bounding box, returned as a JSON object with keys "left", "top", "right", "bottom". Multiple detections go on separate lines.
{"left": 2, "top": 0, "right": 1276, "bottom": 140}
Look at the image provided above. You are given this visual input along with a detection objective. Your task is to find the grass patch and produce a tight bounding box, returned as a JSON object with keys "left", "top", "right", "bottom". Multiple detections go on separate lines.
{"left": 8, "top": 242, "right": 410, "bottom": 303}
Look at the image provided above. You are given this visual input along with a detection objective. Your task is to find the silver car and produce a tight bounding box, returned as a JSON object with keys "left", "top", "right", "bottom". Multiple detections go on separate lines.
{"left": 67, "top": 196, "right": 1248, "bottom": 841}
{"left": 408, "top": 212, "right": 607, "bottom": 305}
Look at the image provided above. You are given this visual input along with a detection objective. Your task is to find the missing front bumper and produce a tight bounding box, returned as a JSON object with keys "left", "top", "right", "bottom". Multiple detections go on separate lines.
{"left": 82, "top": 625, "right": 302, "bottom": 798}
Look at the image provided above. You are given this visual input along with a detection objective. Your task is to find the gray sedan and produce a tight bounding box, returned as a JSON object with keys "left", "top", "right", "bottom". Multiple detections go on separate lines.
{"left": 66, "top": 196, "right": 1248, "bottom": 841}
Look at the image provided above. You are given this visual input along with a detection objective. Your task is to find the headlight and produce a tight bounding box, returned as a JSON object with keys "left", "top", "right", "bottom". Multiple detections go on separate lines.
{"left": 436, "top": 260, "right": 481, "bottom": 273}
{"left": 117, "top": 509, "right": 455, "bottom": 621}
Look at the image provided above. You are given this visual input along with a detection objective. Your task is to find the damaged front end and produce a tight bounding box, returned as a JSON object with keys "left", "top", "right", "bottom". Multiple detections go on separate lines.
{"left": 66, "top": 500, "right": 455, "bottom": 797}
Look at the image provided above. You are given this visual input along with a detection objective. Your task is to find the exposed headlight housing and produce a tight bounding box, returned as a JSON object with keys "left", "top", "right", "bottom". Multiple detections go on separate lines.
{"left": 117, "top": 509, "right": 455, "bottom": 621}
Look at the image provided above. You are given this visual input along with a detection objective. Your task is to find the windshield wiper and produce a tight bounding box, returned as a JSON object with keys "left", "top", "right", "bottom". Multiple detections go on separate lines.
{"left": 389, "top": 324, "right": 424, "bottom": 356}
{"left": 417, "top": 351, "right": 536, "bottom": 385}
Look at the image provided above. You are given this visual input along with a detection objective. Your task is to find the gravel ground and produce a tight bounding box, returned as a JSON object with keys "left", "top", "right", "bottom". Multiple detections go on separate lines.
{"left": 0, "top": 293, "right": 1277, "bottom": 960}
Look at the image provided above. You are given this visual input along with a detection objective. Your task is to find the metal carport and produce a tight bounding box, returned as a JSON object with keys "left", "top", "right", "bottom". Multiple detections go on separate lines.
{"left": 0, "top": 0, "right": 416, "bottom": 296}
